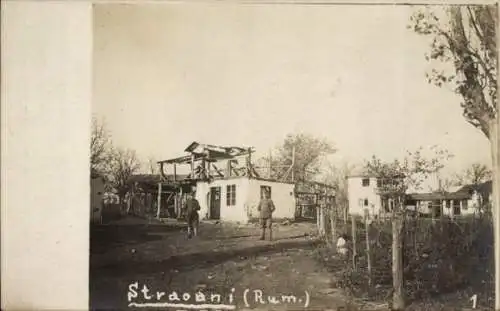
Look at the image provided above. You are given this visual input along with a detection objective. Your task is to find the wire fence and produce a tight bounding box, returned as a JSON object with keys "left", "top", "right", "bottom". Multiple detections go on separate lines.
{"left": 317, "top": 210, "right": 494, "bottom": 306}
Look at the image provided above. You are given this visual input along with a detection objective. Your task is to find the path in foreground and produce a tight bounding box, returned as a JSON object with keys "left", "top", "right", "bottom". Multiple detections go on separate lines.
{"left": 90, "top": 217, "right": 362, "bottom": 310}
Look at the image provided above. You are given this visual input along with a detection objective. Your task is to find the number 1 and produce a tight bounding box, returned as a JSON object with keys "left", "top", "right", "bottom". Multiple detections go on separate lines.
{"left": 470, "top": 294, "right": 477, "bottom": 309}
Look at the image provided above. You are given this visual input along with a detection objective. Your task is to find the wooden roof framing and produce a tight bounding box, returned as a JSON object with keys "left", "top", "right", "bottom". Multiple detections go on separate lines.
{"left": 158, "top": 153, "right": 215, "bottom": 165}
{"left": 184, "top": 141, "right": 250, "bottom": 155}
{"left": 159, "top": 142, "right": 254, "bottom": 164}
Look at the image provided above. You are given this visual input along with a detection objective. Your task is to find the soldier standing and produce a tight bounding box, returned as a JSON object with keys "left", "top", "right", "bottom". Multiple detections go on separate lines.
{"left": 185, "top": 192, "right": 200, "bottom": 239}
{"left": 257, "top": 189, "right": 276, "bottom": 241}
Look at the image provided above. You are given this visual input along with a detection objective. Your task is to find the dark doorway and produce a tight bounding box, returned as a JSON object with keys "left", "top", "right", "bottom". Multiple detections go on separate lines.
{"left": 209, "top": 187, "right": 221, "bottom": 219}
{"left": 453, "top": 201, "right": 461, "bottom": 216}
{"left": 432, "top": 200, "right": 442, "bottom": 218}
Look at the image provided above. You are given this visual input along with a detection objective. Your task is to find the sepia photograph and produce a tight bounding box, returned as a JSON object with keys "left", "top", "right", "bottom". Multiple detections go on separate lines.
{"left": 88, "top": 2, "right": 498, "bottom": 311}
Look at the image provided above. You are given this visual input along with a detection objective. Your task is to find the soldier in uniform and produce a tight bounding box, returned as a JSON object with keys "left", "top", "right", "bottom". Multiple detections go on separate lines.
{"left": 257, "top": 189, "right": 276, "bottom": 241}
{"left": 185, "top": 192, "right": 201, "bottom": 239}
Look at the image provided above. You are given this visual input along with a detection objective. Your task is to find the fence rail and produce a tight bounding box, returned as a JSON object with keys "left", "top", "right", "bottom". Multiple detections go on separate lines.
{"left": 327, "top": 212, "right": 494, "bottom": 305}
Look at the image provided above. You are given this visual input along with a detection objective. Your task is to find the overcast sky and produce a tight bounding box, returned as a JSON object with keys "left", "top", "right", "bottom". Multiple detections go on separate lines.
{"left": 93, "top": 3, "right": 491, "bottom": 177}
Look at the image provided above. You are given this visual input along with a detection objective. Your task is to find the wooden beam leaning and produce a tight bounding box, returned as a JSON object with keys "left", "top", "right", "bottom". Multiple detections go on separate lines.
{"left": 156, "top": 182, "right": 162, "bottom": 219}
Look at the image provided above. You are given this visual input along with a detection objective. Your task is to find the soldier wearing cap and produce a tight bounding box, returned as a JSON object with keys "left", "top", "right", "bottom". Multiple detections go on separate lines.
{"left": 185, "top": 192, "right": 200, "bottom": 239}
{"left": 257, "top": 188, "right": 276, "bottom": 241}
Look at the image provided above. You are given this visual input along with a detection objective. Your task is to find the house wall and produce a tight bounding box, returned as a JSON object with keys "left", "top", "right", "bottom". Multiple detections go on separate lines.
{"left": 195, "top": 181, "right": 210, "bottom": 219}
{"left": 347, "top": 177, "right": 382, "bottom": 217}
{"left": 196, "top": 178, "right": 296, "bottom": 222}
{"left": 246, "top": 179, "right": 296, "bottom": 220}
{"left": 90, "top": 177, "right": 105, "bottom": 224}
{"left": 196, "top": 178, "right": 250, "bottom": 222}
{"left": 442, "top": 199, "right": 478, "bottom": 217}
{"left": 462, "top": 197, "right": 478, "bottom": 215}
{"left": 411, "top": 199, "right": 476, "bottom": 217}
{"left": 418, "top": 201, "right": 432, "bottom": 214}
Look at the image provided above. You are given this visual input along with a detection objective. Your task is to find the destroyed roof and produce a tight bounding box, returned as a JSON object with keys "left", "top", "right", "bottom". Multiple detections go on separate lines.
{"left": 184, "top": 141, "right": 250, "bottom": 154}
{"left": 127, "top": 174, "right": 189, "bottom": 185}
{"left": 158, "top": 153, "right": 213, "bottom": 164}
{"left": 159, "top": 142, "right": 255, "bottom": 164}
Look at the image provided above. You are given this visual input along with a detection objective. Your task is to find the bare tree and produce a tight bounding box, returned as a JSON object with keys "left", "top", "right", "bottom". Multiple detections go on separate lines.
{"left": 454, "top": 162, "right": 492, "bottom": 186}
{"left": 322, "top": 161, "right": 353, "bottom": 222}
{"left": 108, "top": 147, "right": 141, "bottom": 205}
{"left": 91, "top": 116, "right": 112, "bottom": 175}
{"left": 148, "top": 157, "right": 159, "bottom": 175}
{"left": 321, "top": 161, "right": 353, "bottom": 244}
{"left": 267, "top": 133, "right": 336, "bottom": 182}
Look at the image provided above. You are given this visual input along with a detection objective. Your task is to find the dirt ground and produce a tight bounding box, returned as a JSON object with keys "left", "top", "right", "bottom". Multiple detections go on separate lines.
{"left": 90, "top": 216, "right": 488, "bottom": 311}
{"left": 90, "top": 217, "right": 370, "bottom": 311}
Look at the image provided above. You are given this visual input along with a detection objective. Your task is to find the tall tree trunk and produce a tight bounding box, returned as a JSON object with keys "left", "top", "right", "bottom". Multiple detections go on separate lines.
{"left": 492, "top": 119, "right": 500, "bottom": 310}
{"left": 392, "top": 210, "right": 405, "bottom": 310}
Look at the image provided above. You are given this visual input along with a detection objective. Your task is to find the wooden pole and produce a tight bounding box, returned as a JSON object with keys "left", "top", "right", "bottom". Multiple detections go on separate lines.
{"left": 201, "top": 157, "right": 206, "bottom": 179}
{"left": 178, "top": 187, "right": 184, "bottom": 219}
{"left": 247, "top": 147, "right": 252, "bottom": 177}
{"left": 392, "top": 200, "right": 405, "bottom": 310}
{"left": 269, "top": 150, "right": 272, "bottom": 179}
{"left": 316, "top": 203, "right": 320, "bottom": 231}
{"left": 126, "top": 192, "right": 131, "bottom": 215}
{"left": 174, "top": 191, "right": 178, "bottom": 219}
{"left": 320, "top": 206, "right": 326, "bottom": 237}
{"left": 291, "top": 146, "right": 295, "bottom": 182}
{"left": 156, "top": 183, "right": 162, "bottom": 219}
{"left": 173, "top": 163, "right": 177, "bottom": 182}
{"left": 351, "top": 214, "right": 357, "bottom": 270}
{"left": 226, "top": 160, "right": 232, "bottom": 177}
{"left": 431, "top": 201, "right": 436, "bottom": 224}
{"left": 365, "top": 210, "right": 372, "bottom": 287}
{"left": 344, "top": 202, "right": 348, "bottom": 224}
{"left": 191, "top": 154, "right": 195, "bottom": 178}
{"left": 315, "top": 194, "right": 323, "bottom": 235}
{"left": 330, "top": 204, "right": 337, "bottom": 245}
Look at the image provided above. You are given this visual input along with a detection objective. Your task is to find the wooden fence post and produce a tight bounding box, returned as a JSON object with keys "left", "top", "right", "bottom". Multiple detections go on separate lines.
{"left": 317, "top": 205, "right": 326, "bottom": 237}
{"left": 392, "top": 209, "right": 405, "bottom": 310}
{"left": 330, "top": 205, "right": 337, "bottom": 245}
{"left": 321, "top": 205, "right": 327, "bottom": 237}
{"left": 174, "top": 193, "right": 178, "bottom": 219}
{"left": 126, "top": 193, "right": 131, "bottom": 215}
{"left": 364, "top": 211, "right": 372, "bottom": 287}
{"left": 320, "top": 206, "right": 324, "bottom": 237}
{"left": 351, "top": 214, "right": 357, "bottom": 270}
{"left": 316, "top": 194, "right": 323, "bottom": 236}
{"left": 156, "top": 182, "right": 162, "bottom": 219}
